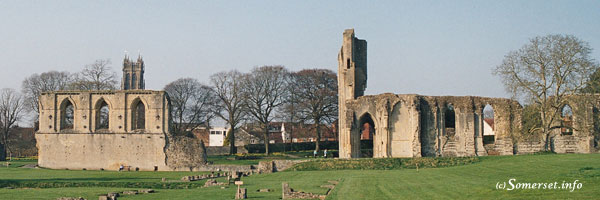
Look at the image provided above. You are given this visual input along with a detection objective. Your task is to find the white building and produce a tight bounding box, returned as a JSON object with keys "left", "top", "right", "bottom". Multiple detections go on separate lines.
{"left": 209, "top": 127, "right": 228, "bottom": 146}
{"left": 483, "top": 118, "right": 495, "bottom": 144}
{"left": 281, "top": 123, "right": 290, "bottom": 143}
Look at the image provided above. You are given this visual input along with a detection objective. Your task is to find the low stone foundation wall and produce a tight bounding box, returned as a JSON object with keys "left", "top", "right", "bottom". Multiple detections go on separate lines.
{"left": 514, "top": 141, "right": 544, "bottom": 155}
{"left": 552, "top": 135, "right": 594, "bottom": 154}
{"left": 170, "top": 164, "right": 253, "bottom": 172}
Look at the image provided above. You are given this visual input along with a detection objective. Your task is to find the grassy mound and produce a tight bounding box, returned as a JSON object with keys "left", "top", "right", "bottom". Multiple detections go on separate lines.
{"left": 287, "top": 156, "right": 479, "bottom": 171}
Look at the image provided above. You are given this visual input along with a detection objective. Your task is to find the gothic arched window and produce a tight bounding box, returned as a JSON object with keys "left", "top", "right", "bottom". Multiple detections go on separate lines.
{"left": 132, "top": 100, "right": 145, "bottom": 130}
{"left": 61, "top": 99, "right": 75, "bottom": 130}
{"left": 96, "top": 99, "right": 109, "bottom": 130}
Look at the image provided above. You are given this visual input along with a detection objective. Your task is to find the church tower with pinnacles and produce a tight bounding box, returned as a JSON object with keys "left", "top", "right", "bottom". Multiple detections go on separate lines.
{"left": 121, "top": 55, "right": 145, "bottom": 90}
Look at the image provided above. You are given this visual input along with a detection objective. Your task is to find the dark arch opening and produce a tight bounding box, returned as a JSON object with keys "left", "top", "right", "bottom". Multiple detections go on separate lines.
{"left": 125, "top": 73, "right": 130, "bottom": 89}
{"left": 60, "top": 100, "right": 74, "bottom": 130}
{"left": 346, "top": 59, "right": 351, "bottom": 69}
{"left": 132, "top": 74, "right": 137, "bottom": 89}
{"left": 132, "top": 100, "right": 146, "bottom": 130}
{"left": 561, "top": 104, "right": 573, "bottom": 135}
{"left": 419, "top": 99, "right": 436, "bottom": 157}
{"left": 445, "top": 104, "right": 455, "bottom": 128}
{"left": 359, "top": 113, "right": 375, "bottom": 157}
{"left": 444, "top": 104, "right": 456, "bottom": 137}
{"left": 96, "top": 99, "right": 109, "bottom": 130}
{"left": 593, "top": 107, "right": 600, "bottom": 148}
{"left": 483, "top": 104, "right": 495, "bottom": 145}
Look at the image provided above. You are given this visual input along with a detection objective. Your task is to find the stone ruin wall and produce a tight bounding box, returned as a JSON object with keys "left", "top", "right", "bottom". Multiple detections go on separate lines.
{"left": 337, "top": 29, "right": 597, "bottom": 158}
{"left": 339, "top": 93, "right": 599, "bottom": 158}
{"left": 341, "top": 94, "right": 522, "bottom": 158}
{"left": 36, "top": 90, "right": 207, "bottom": 171}
{"left": 548, "top": 94, "right": 599, "bottom": 154}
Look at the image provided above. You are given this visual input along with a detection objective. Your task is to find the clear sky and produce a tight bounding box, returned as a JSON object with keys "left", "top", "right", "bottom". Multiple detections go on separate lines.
{"left": 1, "top": 0, "right": 599, "bottom": 98}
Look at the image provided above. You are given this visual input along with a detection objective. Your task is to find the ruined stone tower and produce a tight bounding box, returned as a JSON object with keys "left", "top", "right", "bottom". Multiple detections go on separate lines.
{"left": 338, "top": 29, "right": 367, "bottom": 158}
{"left": 121, "top": 55, "right": 145, "bottom": 90}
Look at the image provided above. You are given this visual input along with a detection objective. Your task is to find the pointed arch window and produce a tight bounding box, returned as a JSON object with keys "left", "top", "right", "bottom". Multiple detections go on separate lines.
{"left": 61, "top": 100, "right": 75, "bottom": 130}
{"left": 132, "top": 74, "right": 137, "bottom": 89}
{"left": 561, "top": 104, "right": 573, "bottom": 135}
{"left": 445, "top": 104, "right": 456, "bottom": 128}
{"left": 96, "top": 99, "right": 109, "bottom": 130}
{"left": 132, "top": 100, "right": 146, "bottom": 130}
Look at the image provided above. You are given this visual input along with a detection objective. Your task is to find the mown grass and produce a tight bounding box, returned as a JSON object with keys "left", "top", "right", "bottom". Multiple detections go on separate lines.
{"left": 1, "top": 154, "right": 599, "bottom": 199}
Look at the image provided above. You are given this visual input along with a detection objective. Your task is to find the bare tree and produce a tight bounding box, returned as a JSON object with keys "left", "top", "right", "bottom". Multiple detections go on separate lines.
{"left": 165, "top": 78, "right": 217, "bottom": 136}
{"left": 210, "top": 70, "right": 246, "bottom": 154}
{"left": 0, "top": 89, "right": 25, "bottom": 161}
{"left": 243, "top": 66, "right": 289, "bottom": 155}
{"left": 293, "top": 69, "right": 338, "bottom": 152}
{"left": 21, "top": 71, "right": 73, "bottom": 115}
{"left": 71, "top": 59, "right": 119, "bottom": 90}
{"left": 493, "top": 34, "right": 599, "bottom": 150}
{"left": 281, "top": 73, "right": 302, "bottom": 151}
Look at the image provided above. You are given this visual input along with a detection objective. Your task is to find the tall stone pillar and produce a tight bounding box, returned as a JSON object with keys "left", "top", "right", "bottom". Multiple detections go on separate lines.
{"left": 337, "top": 29, "right": 367, "bottom": 158}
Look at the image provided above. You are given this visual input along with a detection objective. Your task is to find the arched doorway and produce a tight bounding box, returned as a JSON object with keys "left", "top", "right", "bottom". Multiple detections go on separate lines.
{"left": 359, "top": 113, "right": 375, "bottom": 157}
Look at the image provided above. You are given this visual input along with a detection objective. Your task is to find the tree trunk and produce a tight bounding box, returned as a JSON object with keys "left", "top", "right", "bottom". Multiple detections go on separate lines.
{"left": 229, "top": 126, "right": 236, "bottom": 155}
{"left": 315, "top": 123, "right": 321, "bottom": 152}
{"left": 264, "top": 126, "right": 270, "bottom": 155}
{"left": 0, "top": 142, "right": 6, "bottom": 161}
{"left": 541, "top": 109, "right": 550, "bottom": 151}
{"left": 290, "top": 124, "right": 294, "bottom": 151}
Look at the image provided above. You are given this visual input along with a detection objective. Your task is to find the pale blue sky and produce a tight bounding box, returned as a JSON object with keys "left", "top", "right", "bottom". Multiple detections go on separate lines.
{"left": 1, "top": 1, "right": 599, "bottom": 98}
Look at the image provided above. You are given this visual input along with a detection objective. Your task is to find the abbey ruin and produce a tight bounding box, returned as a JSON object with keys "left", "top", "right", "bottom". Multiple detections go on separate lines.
{"left": 34, "top": 30, "right": 598, "bottom": 169}
{"left": 337, "top": 29, "right": 598, "bottom": 158}
{"left": 36, "top": 56, "right": 207, "bottom": 171}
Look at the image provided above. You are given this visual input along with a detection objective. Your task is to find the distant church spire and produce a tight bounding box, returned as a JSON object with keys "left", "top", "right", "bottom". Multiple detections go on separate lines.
{"left": 121, "top": 54, "right": 145, "bottom": 90}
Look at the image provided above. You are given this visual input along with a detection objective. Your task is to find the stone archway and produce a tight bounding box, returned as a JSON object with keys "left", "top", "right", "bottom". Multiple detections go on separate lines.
{"left": 358, "top": 113, "right": 375, "bottom": 157}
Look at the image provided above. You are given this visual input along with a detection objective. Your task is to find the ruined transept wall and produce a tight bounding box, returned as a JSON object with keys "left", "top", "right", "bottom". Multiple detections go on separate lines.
{"left": 336, "top": 29, "right": 596, "bottom": 158}
{"left": 548, "top": 94, "right": 599, "bottom": 154}
{"left": 36, "top": 90, "right": 206, "bottom": 171}
{"left": 341, "top": 94, "right": 522, "bottom": 158}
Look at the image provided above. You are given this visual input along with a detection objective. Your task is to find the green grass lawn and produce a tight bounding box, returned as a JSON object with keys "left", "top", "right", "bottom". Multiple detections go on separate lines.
{"left": 206, "top": 151, "right": 326, "bottom": 165}
{"left": 1, "top": 153, "right": 599, "bottom": 199}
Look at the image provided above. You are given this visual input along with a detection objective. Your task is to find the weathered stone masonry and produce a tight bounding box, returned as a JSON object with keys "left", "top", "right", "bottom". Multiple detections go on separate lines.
{"left": 36, "top": 57, "right": 206, "bottom": 171}
{"left": 337, "top": 29, "right": 596, "bottom": 158}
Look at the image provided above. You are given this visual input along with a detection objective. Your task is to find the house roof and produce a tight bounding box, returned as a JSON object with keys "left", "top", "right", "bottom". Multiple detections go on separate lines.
{"left": 484, "top": 118, "right": 494, "bottom": 130}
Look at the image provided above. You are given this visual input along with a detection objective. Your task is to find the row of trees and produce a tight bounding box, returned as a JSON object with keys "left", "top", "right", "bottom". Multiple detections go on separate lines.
{"left": 1, "top": 60, "right": 338, "bottom": 159}
{"left": 166, "top": 66, "right": 338, "bottom": 155}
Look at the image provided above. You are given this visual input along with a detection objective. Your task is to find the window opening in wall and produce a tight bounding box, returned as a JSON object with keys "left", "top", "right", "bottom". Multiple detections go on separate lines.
{"left": 358, "top": 113, "right": 375, "bottom": 158}
{"left": 483, "top": 104, "right": 495, "bottom": 145}
{"left": 347, "top": 59, "right": 351, "bottom": 69}
{"left": 96, "top": 100, "right": 109, "bottom": 130}
{"left": 61, "top": 100, "right": 74, "bottom": 130}
{"left": 132, "top": 100, "right": 146, "bottom": 130}
{"left": 561, "top": 104, "right": 573, "bottom": 135}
